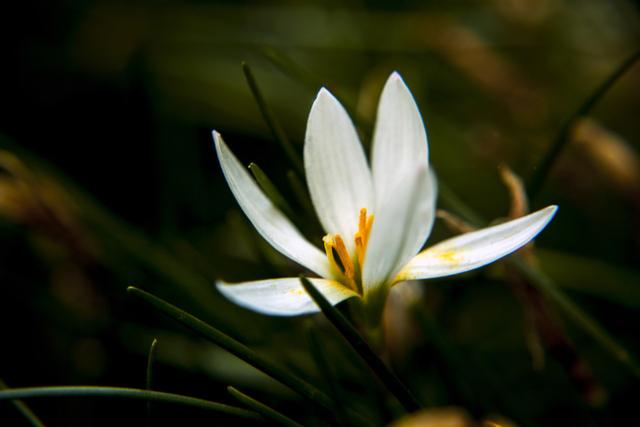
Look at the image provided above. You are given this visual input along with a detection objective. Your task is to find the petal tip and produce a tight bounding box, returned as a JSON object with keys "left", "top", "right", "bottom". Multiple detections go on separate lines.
{"left": 389, "top": 70, "right": 403, "bottom": 81}
{"left": 316, "top": 86, "right": 333, "bottom": 100}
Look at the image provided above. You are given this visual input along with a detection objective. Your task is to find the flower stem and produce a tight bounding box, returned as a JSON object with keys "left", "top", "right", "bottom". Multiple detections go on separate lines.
{"left": 299, "top": 276, "right": 422, "bottom": 413}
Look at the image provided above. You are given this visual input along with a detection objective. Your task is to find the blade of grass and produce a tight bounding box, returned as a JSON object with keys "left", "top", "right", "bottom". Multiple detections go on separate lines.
{"left": 0, "top": 386, "right": 259, "bottom": 420}
{"left": 0, "top": 378, "right": 46, "bottom": 427}
{"left": 437, "top": 173, "right": 640, "bottom": 377}
{"left": 527, "top": 48, "right": 640, "bottom": 200}
{"left": 249, "top": 162, "right": 296, "bottom": 219}
{"left": 228, "top": 386, "right": 303, "bottom": 427}
{"left": 306, "top": 324, "right": 350, "bottom": 427}
{"left": 0, "top": 136, "right": 226, "bottom": 327}
{"left": 286, "top": 170, "right": 317, "bottom": 222}
{"left": 126, "top": 286, "right": 333, "bottom": 411}
{"left": 509, "top": 257, "right": 640, "bottom": 377}
{"left": 242, "top": 62, "right": 304, "bottom": 175}
{"left": 299, "top": 276, "right": 422, "bottom": 413}
{"left": 437, "top": 181, "right": 484, "bottom": 227}
{"left": 145, "top": 338, "right": 159, "bottom": 426}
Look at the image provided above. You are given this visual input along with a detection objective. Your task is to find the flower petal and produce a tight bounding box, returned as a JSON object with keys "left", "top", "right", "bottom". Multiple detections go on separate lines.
{"left": 216, "top": 278, "right": 357, "bottom": 316}
{"left": 362, "top": 73, "right": 435, "bottom": 296}
{"left": 304, "top": 88, "right": 374, "bottom": 254}
{"left": 394, "top": 205, "right": 558, "bottom": 282}
{"left": 363, "top": 166, "right": 431, "bottom": 295}
{"left": 214, "top": 131, "right": 331, "bottom": 278}
{"left": 371, "top": 72, "right": 431, "bottom": 248}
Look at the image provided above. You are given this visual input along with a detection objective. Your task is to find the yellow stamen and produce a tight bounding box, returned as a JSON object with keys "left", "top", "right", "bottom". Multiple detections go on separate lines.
{"left": 365, "top": 214, "right": 374, "bottom": 245}
{"left": 358, "top": 208, "right": 367, "bottom": 237}
{"left": 333, "top": 234, "right": 354, "bottom": 280}
{"left": 323, "top": 235, "right": 337, "bottom": 269}
{"left": 355, "top": 233, "right": 365, "bottom": 267}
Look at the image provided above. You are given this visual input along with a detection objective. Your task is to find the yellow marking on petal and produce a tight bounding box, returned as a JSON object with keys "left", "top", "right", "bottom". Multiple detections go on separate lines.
{"left": 288, "top": 288, "right": 306, "bottom": 296}
{"left": 436, "top": 250, "right": 463, "bottom": 265}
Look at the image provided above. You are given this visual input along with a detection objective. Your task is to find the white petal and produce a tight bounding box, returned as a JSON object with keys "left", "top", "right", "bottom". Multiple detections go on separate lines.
{"left": 363, "top": 166, "right": 431, "bottom": 295}
{"left": 217, "top": 278, "right": 357, "bottom": 316}
{"left": 304, "top": 88, "right": 374, "bottom": 254}
{"left": 401, "top": 168, "right": 438, "bottom": 263}
{"left": 371, "top": 72, "right": 431, "bottom": 245}
{"left": 213, "top": 131, "right": 331, "bottom": 278}
{"left": 394, "top": 205, "right": 558, "bottom": 282}
{"left": 362, "top": 73, "right": 435, "bottom": 295}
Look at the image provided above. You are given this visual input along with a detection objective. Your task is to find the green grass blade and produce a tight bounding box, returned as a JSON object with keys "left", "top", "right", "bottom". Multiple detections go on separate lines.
{"left": 299, "top": 276, "right": 422, "bottom": 413}
{"left": 145, "top": 338, "right": 159, "bottom": 426}
{"left": 509, "top": 257, "right": 640, "bottom": 377}
{"left": 249, "top": 162, "right": 296, "bottom": 219}
{"left": 527, "top": 48, "right": 640, "bottom": 200}
{"left": 0, "top": 378, "right": 46, "bottom": 427}
{"left": 126, "top": 286, "right": 333, "bottom": 411}
{"left": 242, "top": 61, "right": 304, "bottom": 175}
{"left": 0, "top": 386, "right": 259, "bottom": 420}
{"left": 228, "top": 386, "right": 303, "bottom": 427}
{"left": 306, "top": 325, "right": 350, "bottom": 427}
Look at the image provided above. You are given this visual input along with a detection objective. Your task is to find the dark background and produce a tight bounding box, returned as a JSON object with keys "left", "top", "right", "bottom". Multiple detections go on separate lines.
{"left": 1, "top": 0, "right": 639, "bottom": 425}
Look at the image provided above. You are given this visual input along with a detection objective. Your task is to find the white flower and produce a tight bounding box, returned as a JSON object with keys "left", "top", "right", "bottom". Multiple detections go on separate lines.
{"left": 212, "top": 72, "right": 557, "bottom": 318}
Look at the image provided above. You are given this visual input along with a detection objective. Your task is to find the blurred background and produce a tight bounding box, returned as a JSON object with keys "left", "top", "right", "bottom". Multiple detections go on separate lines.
{"left": 1, "top": 0, "right": 639, "bottom": 425}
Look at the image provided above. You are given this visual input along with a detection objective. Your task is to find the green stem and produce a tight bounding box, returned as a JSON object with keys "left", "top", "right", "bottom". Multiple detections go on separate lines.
{"left": 228, "top": 386, "right": 303, "bottom": 427}
{"left": 242, "top": 62, "right": 304, "bottom": 175}
{"left": 0, "top": 378, "right": 46, "bottom": 427}
{"left": 527, "top": 49, "right": 640, "bottom": 200}
{"left": 299, "top": 276, "right": 422, "bottom": 413}
{"left": 0, "top": 386, "right": 259, "bottom": 420}
{"left": 126, "top": 287, "right": 333, "bottom": 411}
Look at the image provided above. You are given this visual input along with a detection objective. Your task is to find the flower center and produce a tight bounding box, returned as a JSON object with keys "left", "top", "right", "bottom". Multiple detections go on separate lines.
{"left": 322, "top": 208, "right": 374, "bottom": 294}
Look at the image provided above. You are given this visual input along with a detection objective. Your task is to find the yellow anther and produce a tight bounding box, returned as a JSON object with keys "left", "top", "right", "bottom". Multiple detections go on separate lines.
{"left": 321, "top": 208, "right": 374, "bottom": 295}
{"left": 333, "top": 234, "right": 354, "bottom": 280}
{"left": 354, "top": 208, "right": 374, "bottom": 267}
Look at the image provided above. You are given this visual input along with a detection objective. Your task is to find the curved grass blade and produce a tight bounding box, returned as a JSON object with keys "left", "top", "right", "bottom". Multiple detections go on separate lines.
{"left": 528, "top": 48, "right": 640, "bottom": 199}
{"left": 126, "top": 286, "right": 333, "bottom": 411}
{"left": 242, "top": 62, "right": 304, "bottom": 175}
{"left": 0, "top": 378, "right": 46, "bottom": 427}
{"left": 249, "top": 162, "right": 296, "bottom": 219}
{"left": 145, "top": 338, "right": 159, "bottom": 426}
{"left": 509, "top": 257, "right": 640, "bottom": 377}
{"left": 299, "top": 276, "right": 422, "bottom": 413}
{"left": 0, "top": 136, "right": 224, "bottom": 327}
{"left": 306, "top": 324, "right": 350, "bottom": 427}
{"left": 228, "top": 386, "right": 303, "bottom": 427}
{"left": 0, "top": 386, "right": 259, "bottom": 420}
